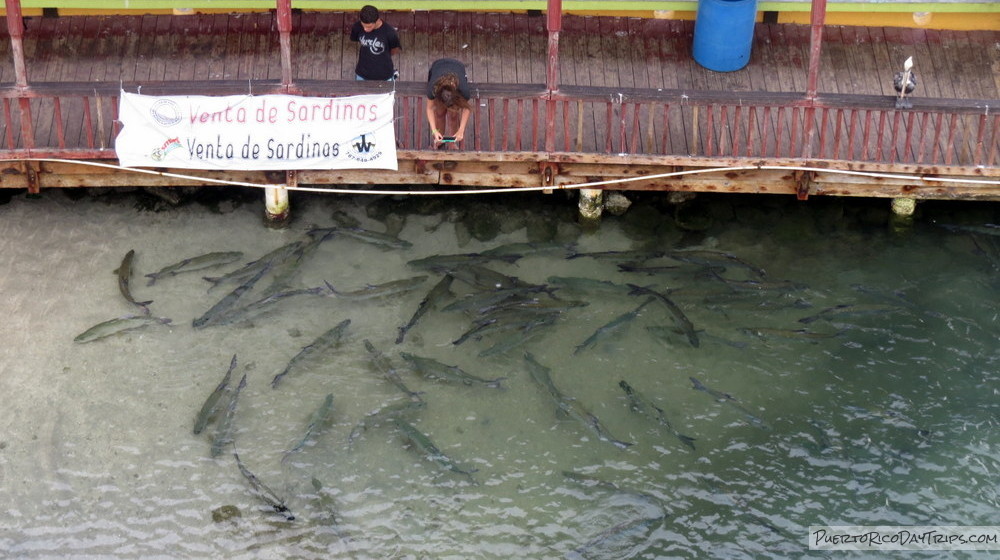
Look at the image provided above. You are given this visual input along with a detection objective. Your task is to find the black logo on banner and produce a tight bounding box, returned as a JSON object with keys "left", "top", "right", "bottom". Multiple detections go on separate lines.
{"left": 347, "top": 133, "right": 383, "bottom": 163}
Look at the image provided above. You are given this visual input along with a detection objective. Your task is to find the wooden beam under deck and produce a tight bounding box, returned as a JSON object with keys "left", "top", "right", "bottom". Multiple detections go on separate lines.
{"left": 1, "top": 153, "right": 996, "bottom": 200}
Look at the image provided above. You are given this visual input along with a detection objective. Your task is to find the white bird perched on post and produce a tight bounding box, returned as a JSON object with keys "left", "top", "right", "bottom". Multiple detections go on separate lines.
{"left": 893, "top": 56, "right": 916, "bottom": 109}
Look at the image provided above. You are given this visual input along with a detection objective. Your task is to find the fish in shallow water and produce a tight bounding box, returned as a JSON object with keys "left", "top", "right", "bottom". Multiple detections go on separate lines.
{"left": 740, "top": 326, "right": 842, "bottom": 341}
{"left": 547, "top": 276, "right": 631, "bottom": 295}
{"left": 192, "top": 263, "right": 273, "bottom": 329}
{"left": 331, "top": 226, "right": 413, "bottom": 250}
{"left": 202, "top": 240, "right": 302, "bottom": 290}
{"left": 234, "top": 451, "right": 294, "bottom": 521}
{"left": 145, "top": 251, "right": 244, "bottom": 286}
{"left": 406, "top": 251, "right": 522, "bottom": 270}
{"left": 392, "top": 417, "right": 478, "bottom": 484}
{"left": 396, "top": 274, "right": 454, "bottom": 344}
{"left": 309, "top": 477, "right": 352, "bottom": 543}
{"left": 193, "top": 354, "right": 238, "bottom": 435}
{"left": 282, "top": 393, "right": 335, "bottom": 462}
{"left": 74, "top": 314, "right": 171, "bottom": 343}
{"left": 348, "top": 399, "right": 427, "bottom": 447}
{"left": 271, "top": 319, "right": 351, "bottom": 388}
{"left": 210, "top": 372, "right": 247, "bottom": 457}
{"left": 524, "top": 353, "right": 633, "bottom": 450}
{"left": 363, "top": 340, "right": 424, "bottom": 400}
{"left": 325, "top": 275, "right": 428, "bottom": 300}
{"left": 666, "top": 249, "right": 766, "bottom": 278}
{"left": 619, "top": 380, "right": 696, "bottom": 451}
{"left": 797, "top": 303, "right": 906, "bottom": 324}
{"left": 202, "top": 285, "right": 328, "bottom": 327}
{"left": 574, "top": 298, "right": 654, "bottom": 355}
{"left": 627, "top": 284, "right": 699, "bottom": 348}
{"left": 690, "top": 376, "right": 771, "bottom": 431}
{"left": 567, "top": 513, "right": 666, "bottom": 560}
{"left": 115, "top": 249, "right": 153, "bottom": 313}
{"left": 400, "top": 352, "right": 506, "bottom": 388}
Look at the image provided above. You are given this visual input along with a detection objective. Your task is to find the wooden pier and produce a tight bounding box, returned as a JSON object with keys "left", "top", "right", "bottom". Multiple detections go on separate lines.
{"left": 1, "top": 6, "right": 998, "bottom": 204}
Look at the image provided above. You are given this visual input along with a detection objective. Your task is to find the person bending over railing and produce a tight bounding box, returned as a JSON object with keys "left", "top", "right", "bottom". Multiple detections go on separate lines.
{"left": 425, "top": 58, "right": 472, "bottom": 150}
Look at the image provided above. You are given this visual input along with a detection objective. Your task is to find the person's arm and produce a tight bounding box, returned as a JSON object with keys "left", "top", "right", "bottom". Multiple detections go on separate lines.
{"left": 454, "top": 107, "right": 471, "bottom": 142}
{"left": 425, "top": 99, "right": 444, "bottom": 143}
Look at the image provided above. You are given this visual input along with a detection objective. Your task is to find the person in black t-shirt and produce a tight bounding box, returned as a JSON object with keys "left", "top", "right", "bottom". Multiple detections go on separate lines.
{"left": 349, "top": 5, "right": 401, "bottom": 81}
{"left": 425, "top": 58, "right": 472, "bottom": 149}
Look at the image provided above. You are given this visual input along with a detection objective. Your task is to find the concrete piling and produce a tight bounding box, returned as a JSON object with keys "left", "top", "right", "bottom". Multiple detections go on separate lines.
{"left": 578, "top": 189, "right": 603, "bottom": 229}
{"left": 264, "top": 185, "right": 290, "bottom": 229}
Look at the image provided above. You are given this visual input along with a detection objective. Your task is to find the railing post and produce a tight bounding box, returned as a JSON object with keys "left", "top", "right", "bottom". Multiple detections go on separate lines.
{"left": 805, "top": 0, "right": 826, "bottom": 101}
{"left": 544, "top": 0, "right": 562, "bottom": 153}
{"left": 6, "top": 0, "right": 34, "bottom": 150}
{"left": 6, "top": 0, "right": 28, "bottom": 88}
{"left": 802, "top": 0, "right": 826, "bottom": 159}
{"left": 276, "top": 0, "right": 294, "bottom": 90}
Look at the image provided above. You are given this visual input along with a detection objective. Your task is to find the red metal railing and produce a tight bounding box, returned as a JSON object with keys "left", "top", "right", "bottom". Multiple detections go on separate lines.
{"left": 0, "top": 81, "right": 997, "bottom": 171}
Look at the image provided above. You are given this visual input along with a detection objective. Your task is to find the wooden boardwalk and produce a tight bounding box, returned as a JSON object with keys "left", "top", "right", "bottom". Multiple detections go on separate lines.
{"left": 3, "top": 12, "right": 997, "bottom": 99}
{"left": 0, "top": 11, "right": 998, "bottom": 199}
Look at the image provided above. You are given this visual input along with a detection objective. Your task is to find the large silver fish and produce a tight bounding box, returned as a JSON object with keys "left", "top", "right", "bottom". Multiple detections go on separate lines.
{"left": 396, "top": 274, "right": 454, "bottom": 344}
{"left": 115, "top": 249, "right": 153, "bottom": 313}
{"left": 145, "top": 251, "right": 243, "bottom": 286}
{"left": 348, "top": 399, "right": 426, "bottom": 447}
{"left": 282, "top": 393, "right": 335, "bottom": 462}
{"left": 400, "top": 352, "right": 505, "bottom": 388}
{"left": 192, "top": 263, "right": 273, "bottom": 329}
{"left": 619, "top": 380, "right": 696, "bottom": 451}
{"left": 210, "top": 372, "right": 247, "bottom": 457}
{"left": 202, "top": 240, "right": 302, "bottom": 290}
{"left": 392, "top": 417, "right": 478, "bottom": 484}
{"left": 325, "top": 275, "right": 428, "bottom": 301}
{"left": 407, "top": 252, "right": 522, "bottom": 270}
{"left": 690, "top": 376, "right": 771, "bottom": 431}
{"left": 524, "top": 353, "right": 633, "bottom": 450}
{"left": 193, "top": 354, "right": 237, "bottom": 435}
{"left": 627, "top": 284, "right": 699, "bottom": 348}
{"left": 234, "top": 451, "right": 294, "bottom": 521}
{"left": 73, "top": 314, "right": 171, "bottom": 343}
{"left": 334, "top": 226, "right": 413, "bottom": 250}
{"left": 666, "top": 249, "right": 766, "bottom": 278}
{"left": 271, "top": 319, "right": 351, "bottom": 388}
{"left": 798, "top": 303, "right": 905, "bottom": 324}
{"left": 201, "top": 285, "right": 327, "bottom": 328}
{"left": 574, "top": 298, "right": 653, "bottom": 354}
{"left": 363, "top": 340, "right": 423, "bottom": 400}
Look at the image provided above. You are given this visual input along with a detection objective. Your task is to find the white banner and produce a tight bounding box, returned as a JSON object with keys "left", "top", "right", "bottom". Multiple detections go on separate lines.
{"left": 115, "top": 91, "right": 397, "bottom": 171}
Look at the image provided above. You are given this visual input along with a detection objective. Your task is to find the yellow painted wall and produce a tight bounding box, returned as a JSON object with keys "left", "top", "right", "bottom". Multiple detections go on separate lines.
{"left": 2, "top": 7, "right": 997, "bottom": 31}
{"left": 779, "top": 11, "right": 1000, "bottom": 30}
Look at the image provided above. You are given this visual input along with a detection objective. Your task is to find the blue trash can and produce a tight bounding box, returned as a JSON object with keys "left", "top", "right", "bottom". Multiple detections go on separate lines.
{"left": 692, "top": 0, "right": 759, "bottom": 72}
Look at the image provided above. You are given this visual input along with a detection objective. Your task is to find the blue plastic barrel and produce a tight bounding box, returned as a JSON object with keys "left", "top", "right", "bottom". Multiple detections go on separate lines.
{"left": 692, "top": 0, "right": 759, "bottom": 72}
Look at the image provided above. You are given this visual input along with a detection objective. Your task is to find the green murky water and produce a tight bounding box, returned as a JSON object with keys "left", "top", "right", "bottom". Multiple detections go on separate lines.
{"left": 0, "top": 188, "right": 996, "bottom": 559}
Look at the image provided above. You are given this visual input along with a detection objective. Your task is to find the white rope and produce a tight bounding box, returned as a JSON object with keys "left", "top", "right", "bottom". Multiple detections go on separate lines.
{"left": 12, "top": 157, "right": 1000, "bottom": 195}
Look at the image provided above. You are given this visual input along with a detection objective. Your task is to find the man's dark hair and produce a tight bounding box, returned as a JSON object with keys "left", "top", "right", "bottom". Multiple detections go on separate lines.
{"left": 360, "top": 5, "right": 379, "bottom": 24}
